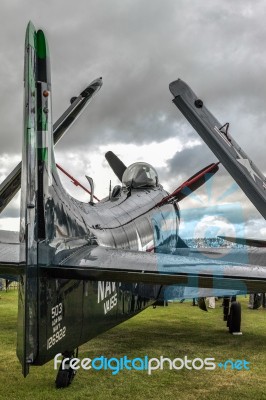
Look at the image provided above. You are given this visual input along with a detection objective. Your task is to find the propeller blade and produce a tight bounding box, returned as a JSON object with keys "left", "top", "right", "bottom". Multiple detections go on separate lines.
{"left": 157, "top": 162, "right": 219, "bottom": 205}
{"left": 105, "top": 151, "right": 127, "bottom": 182}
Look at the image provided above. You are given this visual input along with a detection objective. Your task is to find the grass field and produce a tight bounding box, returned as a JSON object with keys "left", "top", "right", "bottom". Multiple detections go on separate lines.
{"left": 1, "top": 290, "right": 266, "bottom": 400}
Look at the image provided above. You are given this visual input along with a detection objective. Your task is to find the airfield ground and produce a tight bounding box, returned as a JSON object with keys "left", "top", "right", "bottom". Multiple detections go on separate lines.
{"left": 0, "top": 290, "right": 266, "bottom": 400}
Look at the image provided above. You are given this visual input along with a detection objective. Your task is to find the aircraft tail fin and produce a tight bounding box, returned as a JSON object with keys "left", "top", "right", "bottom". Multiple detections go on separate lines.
{"left": 17, "top": 20, "right": 38, "bottom": 377}
{"left": 17, "top": 22, "right": 91, "bottom": 377}
{"left": 17, "top": 22, "right": 65, "bottom": 376}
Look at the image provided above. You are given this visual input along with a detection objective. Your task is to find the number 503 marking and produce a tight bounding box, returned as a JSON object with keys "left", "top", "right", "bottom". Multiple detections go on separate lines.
{"left": 51, "top": 302, "right": 63, "bottom": 319}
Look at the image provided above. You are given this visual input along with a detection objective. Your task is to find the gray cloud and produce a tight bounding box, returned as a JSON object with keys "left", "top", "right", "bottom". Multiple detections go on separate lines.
{"left": 0, "top": 0, "right": 266, "bottom": 235}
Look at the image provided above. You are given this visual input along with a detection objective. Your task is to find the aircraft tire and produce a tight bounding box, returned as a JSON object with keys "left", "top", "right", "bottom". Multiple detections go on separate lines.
{"left": 55, "top": 358, "right": 77, "bottom": 389}
{"left": 55, "top": 370, "right": 70, "bottom": 388}
{"left": 228, "top": 301, "right": 241, "bottom": 334}
{"left": 55, "top": 368, "right": 76, "bottom": 388}
{"left": 253, "top": 294, "right": 262, "bottom": 310}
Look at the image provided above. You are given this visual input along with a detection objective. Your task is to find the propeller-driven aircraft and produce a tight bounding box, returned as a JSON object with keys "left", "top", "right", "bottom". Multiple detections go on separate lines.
{"left": 1, "top": 22, "right": 266, "bottom": 388}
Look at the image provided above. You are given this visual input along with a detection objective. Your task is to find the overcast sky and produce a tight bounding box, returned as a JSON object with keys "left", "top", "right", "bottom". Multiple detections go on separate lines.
{"left": 0, "top": 0, "right": 266, "bottom": 238}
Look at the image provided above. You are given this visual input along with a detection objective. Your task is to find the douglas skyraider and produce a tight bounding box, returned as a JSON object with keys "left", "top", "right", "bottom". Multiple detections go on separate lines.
{"left": 1, "top": 22, "right": 266, "bottom": 388}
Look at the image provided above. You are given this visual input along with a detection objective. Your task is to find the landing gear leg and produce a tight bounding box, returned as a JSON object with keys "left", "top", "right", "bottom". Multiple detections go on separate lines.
{"left": 223, "top": 297, "right": 230, "bottom": 322}
{"left": 55, "top": 349, "right": 78, "bottom": 388}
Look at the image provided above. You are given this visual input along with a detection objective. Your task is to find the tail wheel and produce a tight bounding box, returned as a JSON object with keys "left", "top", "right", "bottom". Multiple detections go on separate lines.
{"left": 55, "top": 349, "right": 78, "bottom": 389}
{"left": 55, "top": 369, "right": 74, "bottom": 389}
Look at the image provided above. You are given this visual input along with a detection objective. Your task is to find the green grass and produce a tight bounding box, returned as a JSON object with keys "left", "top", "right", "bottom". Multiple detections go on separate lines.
{"left": 0, "top": 291, "right": 266, "bottom": 399}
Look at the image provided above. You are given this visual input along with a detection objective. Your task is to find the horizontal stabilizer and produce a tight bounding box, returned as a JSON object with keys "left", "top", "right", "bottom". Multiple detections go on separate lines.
{"left": 41, "top": 245, "right": 266, "bottom": 294}
{"left": 0, "top": 242, "right": 20, "bottom": 264}
{"left": 0, "top": 230, "right": 19, "bottom": 243}
{"left": 0, "top": 230, "right": 24, "bottom": 275}
{"left": 170, "top": 79, "right": 266, "bottom": 220}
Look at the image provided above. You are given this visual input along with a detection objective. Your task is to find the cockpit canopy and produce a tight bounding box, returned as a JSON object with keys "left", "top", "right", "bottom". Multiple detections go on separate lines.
{"left": 122, "top": 162, "right": 159, "bottom": 189}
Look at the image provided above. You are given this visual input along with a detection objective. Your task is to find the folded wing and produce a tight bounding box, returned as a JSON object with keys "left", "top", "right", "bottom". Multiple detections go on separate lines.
{"left": 169, "top": 79, "right": 266, "bottom": 220}
{"left": 0, "top": 78, "right": 102, "bottom": 214}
